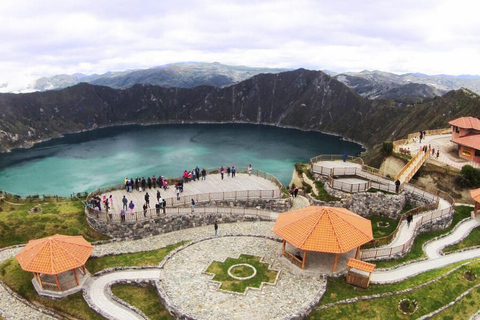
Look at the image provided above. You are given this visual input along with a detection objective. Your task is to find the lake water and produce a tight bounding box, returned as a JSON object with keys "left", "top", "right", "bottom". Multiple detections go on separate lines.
{"left": 0, "top": 123, "right": 364, "bottom": 196}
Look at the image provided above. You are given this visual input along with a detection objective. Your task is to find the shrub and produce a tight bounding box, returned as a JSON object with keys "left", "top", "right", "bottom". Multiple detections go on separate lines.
{"left": 381, "top": 141, "right": 393, "bottom": 156}
{"left": 456, "top": 165, "right": 480, "bottom": 188}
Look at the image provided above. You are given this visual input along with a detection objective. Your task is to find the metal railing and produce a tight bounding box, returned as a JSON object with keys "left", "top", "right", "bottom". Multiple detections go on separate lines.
{"left": 85, "top": 205, "right": 277, "bottom": 223}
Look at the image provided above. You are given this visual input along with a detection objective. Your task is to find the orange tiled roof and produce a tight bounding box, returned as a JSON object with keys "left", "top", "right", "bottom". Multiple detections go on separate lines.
{"left": 15, "top": 234, "right": 94, "bottom": 275}
{"left": 451, "top": 135, "right": 480, "bottom": 150}
{"left": 347, "top": 258, "right": 376, "bottom": 273}
{"left": 470, "top": 188, "right": 480, "bottom": 202}
{"left": 273, "top": 206, "right": 373, "bottom": 253}
{"left": 449, "top": 117, "right": 480, "bottom": 130}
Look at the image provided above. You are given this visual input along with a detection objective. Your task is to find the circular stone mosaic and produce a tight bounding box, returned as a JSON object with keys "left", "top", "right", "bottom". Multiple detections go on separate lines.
{"left": 228, "top": 264, "right": 257, "bottom": 280}
{"left": 156, "top": 236, "right": 327, "bottom": 320}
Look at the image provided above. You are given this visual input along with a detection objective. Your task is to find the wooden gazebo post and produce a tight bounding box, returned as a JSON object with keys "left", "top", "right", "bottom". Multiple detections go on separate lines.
{"left": 470, "top": 188, "right": 480, "bottom": 217}
{"left": 55, "top": 274, "right": 61, "bottom": 291}
{"left": 333, "top": 253, "right": 338, "bottom": 272}
{"left": 355, "top": 246, "right": 361, "bottom": 259}
{"left": 302, "top": 250, "right": 306, "bottom": 269}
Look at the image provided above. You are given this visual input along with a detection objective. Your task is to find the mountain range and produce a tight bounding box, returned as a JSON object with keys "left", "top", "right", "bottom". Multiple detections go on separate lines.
{"left": 1, "top": 68, "right": 480, "bottom": 153}
{"left": 30, "top": 62, "right": 480, "bottom": 103}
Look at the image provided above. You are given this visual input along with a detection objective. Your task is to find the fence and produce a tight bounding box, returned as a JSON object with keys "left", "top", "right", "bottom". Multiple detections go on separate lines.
{"left": 85, "top": 205, "right": 277, "bottom": 223}
{"left": 407, "top": 128, "right": 451, "bottom": 140}
{"left": 395, "top": 150, "right": 429, "bottom": 184}
{"left": 359, "top": 188, "right": 454, "bottom": 260}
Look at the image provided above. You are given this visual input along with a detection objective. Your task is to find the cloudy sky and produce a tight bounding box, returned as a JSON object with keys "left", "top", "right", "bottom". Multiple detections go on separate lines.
{"left": 1, "top": 0, "right": 479, "bottom": 91}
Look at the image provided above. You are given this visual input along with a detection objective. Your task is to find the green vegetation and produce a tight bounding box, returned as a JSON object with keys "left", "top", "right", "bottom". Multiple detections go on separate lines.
{"left": 381, "top": 141, "right": 393, "bottom": 156}
{"left": 367, "top": 215, "right": 399, "bottom": 238}
{"left": 400, "top": 202, "right": 415, "bottom": 215}
{"left": 0, "top": 199, "right": 108, "bottom": 248}
{"left": 205, "top": 254, "right": 278, "bottom": 293}
{"left": 374, "top": 206, "right": 472, "bottom": 268}
{"left": 367, "top": 188, "right": 395, "bottom": 195}
{"left": 111, "top": 284, "right": 173, "bottom": 320}
{"left": 0, "top": 258, "right": 103, "bottom": 320}
{"left": 314, "top": 181, "right": 341, "bottom": 202}
{"left": 310, "top": 260, "right": 480, "bottom": 319}
{"left": 456, "top": 165, "right": 480, "bottom": 188}
{"left": 444, "top": 226, "right": 480, "bottom": 253}
{"left": 86, "top": 241, "right": 187, "bottom": 273}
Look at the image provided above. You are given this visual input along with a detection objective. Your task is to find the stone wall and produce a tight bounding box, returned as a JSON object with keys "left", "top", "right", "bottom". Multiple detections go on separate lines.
{"left": 87, "top": 211, "right": 275, "bottom": 240}
{"left": 86, "top": 198, "right": 290, "bottom": 240}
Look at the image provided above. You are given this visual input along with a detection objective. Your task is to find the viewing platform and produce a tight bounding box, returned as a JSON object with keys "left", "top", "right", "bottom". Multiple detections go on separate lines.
{"left": 87, "top": 167, "right": 283, "bottom": 220}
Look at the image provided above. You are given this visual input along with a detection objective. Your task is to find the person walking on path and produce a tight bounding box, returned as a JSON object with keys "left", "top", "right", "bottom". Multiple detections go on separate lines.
{"left": 143, "top": 203, "right": 148, "bottom": 217}
{"left": 214, "top": 221, "right": 218, "bottom": 236}
{"left": 248, "top": 164, "right": 252, "bottom": 176}
{"left": 294, "top": 187, "right": 299, "bottom": 198}
{"left": 129, "top": 201, "right": 135, "bottom": 214}
{"left": 145, "top": 192, "right": 150, "bottom": 207}
{"left": 122, "top": 196, "right": 128, "bottom": 210}
{"left": 191, "top": 199, "right": 195, "bottom": 212}
{"left": 406, "top": 212, "right": 413, "bottom": 227}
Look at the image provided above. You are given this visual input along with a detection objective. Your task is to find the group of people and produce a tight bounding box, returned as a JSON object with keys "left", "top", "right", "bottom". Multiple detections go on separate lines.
{"left": 219, "top": 164, "right": 252, "bottom": 180}
{"left": 124, "top": 176, "right": 169, "bottom": 192}
{"left": 420, "top": 144, "right": 440, "bottom": 159}
{"left": 182, "top": 167, "right": 207, "bottom": 183}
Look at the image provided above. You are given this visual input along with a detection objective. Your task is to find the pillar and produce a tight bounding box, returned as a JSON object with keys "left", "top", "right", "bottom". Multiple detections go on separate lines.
{"left": 333, "top": 253, "right": 338, "bottom": 272}
{"left": 302, "top": 250, "right": 306, "bottom": 269}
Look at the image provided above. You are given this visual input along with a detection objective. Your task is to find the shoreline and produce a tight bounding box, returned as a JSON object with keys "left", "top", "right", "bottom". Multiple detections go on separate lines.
{"left": 1, "top": 120, "right": 367, "bottom": 154}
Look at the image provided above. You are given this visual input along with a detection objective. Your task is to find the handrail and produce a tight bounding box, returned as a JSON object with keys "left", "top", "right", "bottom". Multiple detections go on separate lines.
{"left": 86, "top": 166, "right": 284, "bottom": 202}
{"left": 85, "top": 205, "right": 278, "bottom": 223}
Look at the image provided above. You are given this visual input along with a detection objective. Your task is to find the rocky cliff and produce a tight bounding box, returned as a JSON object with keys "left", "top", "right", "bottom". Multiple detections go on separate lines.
{"left": 1, "top": 69, "right": 479, "bottom": 152}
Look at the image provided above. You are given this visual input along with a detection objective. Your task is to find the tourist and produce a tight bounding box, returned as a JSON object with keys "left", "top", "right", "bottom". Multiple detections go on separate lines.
{"left": 201, "top": 168, "right": 207, "bottom": 180}
{"left": 129, "top": 200, "right": 135, "bottom": 214}
{"left": 214, "top": 221, "right": 218, "bottom": 236}
{"left": 192, "top": 169, "right": 196, "bottom": 181}
{"left": 158, "top": 195, "right": 163, "bottom": 206}
{"left": 343, "top": 151, "right": 347, "bottom": 162}
{"left": 120, "top": 209, "right": 126, "bottom": 222}
{"left": 248, "top": 164, "right": 252, "bottom": 176}
{"left": 124, "top": 177, "right": 128, "bottom": 190}
{"left": 183, "top": 170, "right": 188, "bottom": 183}
{"left": 163, "top": 199, "right": 166, "bottom": 214}
{"left": 395, "top": 180, "right": 400, "bottom": 193}
{"left": 109, "top": 195, "right": 113, "bottom": 208}
{"left": 122, "top": 195, "right": 128, "bottom": 210}
{"left": 155, "top": 202, "right": 161, "bottom": 215}
{"left": 156, "top": 190, "right": 161, "bottom": 203}
{"left": 107, "top": 205, "right": 112, "bottom": 221}
{"left": 195, "top": 167, "right": 200, "bottom": 180}
{"left": 227, "top": 166, "right": 231, "bottom": 177}
{"left": 437, "top": 149, "right": 440, "bottom": 159}
{"left": 191, "top": 199, "right": 195, "bottom": 212}
{"left": 294, "top": 187, "right": 299, "bottom": 197}
{"left": 135, "top": 177, "right": 139, "bottom": 191}
{"left": 145, "top": 192, "right": 150, "bottom": 207}
{"left": 432, "top": 148, "right": 435, "bottom": 157}
{"left": 143, "top": 203, "right": 147, "bottom": 217}
{"left": 163, "top": 179, "right": 168, "bottom": 190}
{"left": 220, "top": 166, "right": 225, "bottom": 180}
{"left": 231, "top": 165, "right": 236, "bottom": 177}
{"left": 152, "top": 175, "right": 156, "bottom": 188}
{"left": 141, "top": 177, "right": 146, "bottom": 191}
{"left": 147, "top": 177, "right": 152, "bottom": 189}
{"left": 406, "top": 212, "right": 413, "bottom": 227}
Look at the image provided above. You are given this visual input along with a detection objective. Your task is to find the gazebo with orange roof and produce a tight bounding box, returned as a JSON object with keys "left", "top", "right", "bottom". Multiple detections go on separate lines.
{"left": 470, "top": 188, "right": 480, "bottom": 216}
{"left": 15, "top": 234, "right": 94, "bottom": 295}
{"left": 273, "top": 206, "right": 373, "bottom": 271}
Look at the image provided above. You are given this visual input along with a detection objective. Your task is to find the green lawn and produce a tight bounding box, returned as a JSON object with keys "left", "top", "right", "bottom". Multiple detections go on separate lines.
{"left": 373, "top": 206, "right": 472, "bottom": 268}
{"left": 310, "top": 259, "right": 480, "bottom": 319}
{"left": 86, "top": 241, "right": 187, "bottom": 273}
{"left": 367, "top": 215, "right": 399, "bottom": 238}
{"left": 0, "top": 199, "right": 109, "bottom": 248}
{"left": 205, "top": 254, "right": 278, "bottom": 293}
{"left": 111, "top": 284, "right": 173, "bottom": 320}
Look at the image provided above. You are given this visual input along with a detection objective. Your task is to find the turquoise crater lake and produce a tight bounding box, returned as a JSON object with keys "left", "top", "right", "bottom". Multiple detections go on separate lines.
{"left": 0, "top": 123, "right": 364, "bottom": 197}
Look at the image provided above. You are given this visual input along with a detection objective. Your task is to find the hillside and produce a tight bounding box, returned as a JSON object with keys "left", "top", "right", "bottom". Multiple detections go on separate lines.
{"left": 1, "top": 69, "right": 480, "bottom": 153}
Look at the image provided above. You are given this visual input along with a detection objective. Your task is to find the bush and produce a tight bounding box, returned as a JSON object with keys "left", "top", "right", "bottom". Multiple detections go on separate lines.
{"left": 457, "top": 165, "right": 480, "bottom": 188}
{"left": 381, "top": 141, "right": 393, "bottom": 156}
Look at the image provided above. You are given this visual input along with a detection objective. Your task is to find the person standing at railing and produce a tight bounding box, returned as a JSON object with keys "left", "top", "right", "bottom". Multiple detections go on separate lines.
{"left": 120, "top": 209, "right": 126, "bottom": 222}
{"left": 191, "top": 199, "right": 195, "bottom": 213}
{"left": 163, "top": 198, "right": 166, "bottom": 214}
{"left": 220, "top": 166, "right": 225, "bottom": 180}
{"left": 248, "top": 164, "right": 252, "bottom": 176}
{"left": 227, "top": 166, "right": 231, "bottom": 177}
{"left": 232, "top": 165, "right": 236, "bottom": 177}
{"left": 201, "top": 168, "right": 206, "bottom": 180}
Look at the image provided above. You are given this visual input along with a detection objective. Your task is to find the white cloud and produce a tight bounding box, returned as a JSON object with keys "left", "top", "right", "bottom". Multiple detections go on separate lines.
{"left": 0, "top": 0, "right": 480, "bottom": 91}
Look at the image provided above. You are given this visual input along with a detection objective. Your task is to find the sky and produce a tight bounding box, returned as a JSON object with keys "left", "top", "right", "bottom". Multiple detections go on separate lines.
{"left": 1, "top": 0, "right": 479, "bottom": 92}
